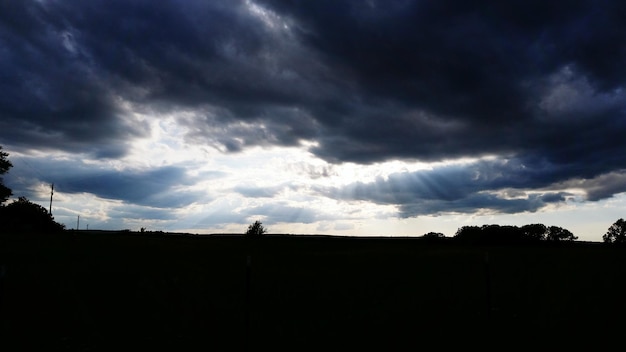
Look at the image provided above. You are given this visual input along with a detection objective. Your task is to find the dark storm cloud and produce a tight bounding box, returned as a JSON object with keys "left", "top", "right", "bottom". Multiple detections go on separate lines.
{"left": 396, "top": 192, "right": 567, "bottom": 218}
{"left": 3, "top": 0, "right": 626, "bottom": 215}
{"left": 253, "top": 0, "right": 626, "bottom": 182}
{"left": 58, "top": 166, "right": 201, "bottom": 208}
{"left": 260, "top": 0, "right": 626, "bottom": 208}
{"left": 279, "top": 0, "right": 626, "bottom": 164}
{"left": 6, "top": 157, "right": 201, "bottom": 208}
{"left": 0, "top": 1, "right": 150, "bottom": 157}
{"left": 0, "top": 0, "right": 327, "bottom": 156}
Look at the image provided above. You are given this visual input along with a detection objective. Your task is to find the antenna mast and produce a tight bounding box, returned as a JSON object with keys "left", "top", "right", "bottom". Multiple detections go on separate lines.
{"left": 49, "top": 183, "right": 54, "bottom": 215}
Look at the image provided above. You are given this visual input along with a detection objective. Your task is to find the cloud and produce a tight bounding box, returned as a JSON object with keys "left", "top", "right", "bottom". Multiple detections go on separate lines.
{"left": 4, "top": 1, "right": 626, "bottom": 166}
{"left": 189, "top": 197, "right": 338, "bottom": 230}
{"left": 0, "top": 1, "right": 150, "bottom": 157}
{"left": 2, "top": 0, "right": 626, "bottom": 224}
{"left": 234, "top": 184, "right": 284, "bottom": 198}
{"left": 285, "top": 161, "right": 336, "bottom": 180}
{"left": 550, "top": 171, "right": 626, "bottom": 202}
{"left": 6, "top": 156, "right": 202, "bottom": 208}
{"left": 241, "top": 202, "right": 332, "bottom": 224}
{"left": 107, "top": 204, "right": 178, "bottom": 221}
{"left": 318, "top": 157, "right": 581, "bottom": 217}
{"left": 254, "top": 0, "right": 626, "bottom": 182}
{"left": 538, "top": 66, "right": 626, "bottom": 119}
{"left": 0, "top": 0, "right": 325, "bottom": 157}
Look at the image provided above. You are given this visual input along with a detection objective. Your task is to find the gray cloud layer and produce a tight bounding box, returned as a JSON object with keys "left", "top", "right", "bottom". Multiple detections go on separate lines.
{"left": 318, "top": 157, "right": 580, "bottom": 217}
{"left": 2, "top": 0, "right": 626, "bottom": 217}
{"left": 8, "top": 157, "right": 203, "bottom": 209}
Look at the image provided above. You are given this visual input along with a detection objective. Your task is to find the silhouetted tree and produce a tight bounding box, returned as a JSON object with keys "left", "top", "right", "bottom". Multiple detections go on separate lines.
{"left": 245, "top": 220, "right": 267, "bottom": 237}
{"left": 0, "top": 146, "right": 12, "bottom": 204}
{"left": 455, "top": 224, "right": 554, "bottom": 244}
{"left": 0, "top": 196, "right": 65, "bottom": 233}
{"left": 545, "top": 226, "right": 577, "bottom": 242}
{"left": 454, "top": 226, "right": 483, "bottom": 243}
{"left": 521, "top": 223, "right": 547, "bottom": 241}
{"left": 483, "top": 224, "right": 525, "bottom": 242}
{"left": 603, "top": 218, "right": 626, "bottom": 244}
{"left": 455, "top": 225, "right": 526, "bottom": 244}
{"left": 422, "top": 232, "right": 446, "bottom": 239}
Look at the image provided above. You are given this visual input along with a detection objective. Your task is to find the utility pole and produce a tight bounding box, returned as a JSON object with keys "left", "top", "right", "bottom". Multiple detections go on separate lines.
{"left": 77, "top": 215, "right": 80, "bottom": 230}
{"left": 49, "top": 183, "right": 54, "bottom": 215}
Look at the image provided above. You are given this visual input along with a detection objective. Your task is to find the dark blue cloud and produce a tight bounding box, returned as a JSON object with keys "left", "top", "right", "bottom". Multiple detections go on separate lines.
{"left": 397, "top": 193, "right": 558, "bottom": 218}
{"left": 5, "top": 156, "right": 202, "bottom": 208}
{"left": 58, "top": 166, "right": 190, "bottom": 205}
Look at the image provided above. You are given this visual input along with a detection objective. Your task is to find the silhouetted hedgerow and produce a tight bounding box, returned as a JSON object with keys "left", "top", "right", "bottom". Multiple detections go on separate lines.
{"left": 454, "top": 223, "right": 576, "bottom": 244}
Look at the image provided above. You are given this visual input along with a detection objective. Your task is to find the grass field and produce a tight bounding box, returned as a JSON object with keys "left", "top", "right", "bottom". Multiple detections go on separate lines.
{"left": 1, "top": 231, "right": 625, "bottom": 350}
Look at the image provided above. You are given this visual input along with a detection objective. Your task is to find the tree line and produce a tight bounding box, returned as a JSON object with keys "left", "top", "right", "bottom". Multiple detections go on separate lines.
{"left": 426, "top": 220, "right": 626, "bottom": 245}
{"left": 451, "top": 223, "right": 577, "bottom": 244}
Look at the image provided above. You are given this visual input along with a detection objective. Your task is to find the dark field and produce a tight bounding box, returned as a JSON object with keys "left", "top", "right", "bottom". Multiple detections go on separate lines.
{"left": 1, "top": 232, "right": 625, "bottom": 351}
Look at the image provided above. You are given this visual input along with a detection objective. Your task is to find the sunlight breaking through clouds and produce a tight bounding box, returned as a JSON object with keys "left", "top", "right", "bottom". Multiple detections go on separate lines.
{"left": 2, "top": 0, "right": 626, "bottom": 241}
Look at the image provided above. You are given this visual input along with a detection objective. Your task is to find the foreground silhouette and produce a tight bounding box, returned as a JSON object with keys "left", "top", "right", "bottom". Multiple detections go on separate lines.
{"left": 0, "top": 146, "right": 11, "bottom": 204}
{"left": 2, "top": 231, "right": 626, "bottom": 350}
{"left": 603, "top": 218, "right": 626, "bottom": 243}
{"left": 454, "top": 223, "right": 577, "bottom": 244}
{"left": 0, "top": 196, "right": 65, "bottom": 233}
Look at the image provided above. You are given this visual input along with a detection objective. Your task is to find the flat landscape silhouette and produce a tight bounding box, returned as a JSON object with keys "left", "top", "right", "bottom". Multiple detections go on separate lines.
{"left": 2, "top": 231, "right": 626, "bottom": 351}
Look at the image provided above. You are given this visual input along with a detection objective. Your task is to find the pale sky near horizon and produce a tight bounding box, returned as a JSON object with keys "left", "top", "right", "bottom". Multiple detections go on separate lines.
{"left": 2, "top": 0, "right": 626, "bottom": 241}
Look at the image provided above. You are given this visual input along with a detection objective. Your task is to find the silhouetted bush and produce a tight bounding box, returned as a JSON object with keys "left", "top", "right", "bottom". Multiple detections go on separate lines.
{"left": 0, "top": 197, "right": 65, "bottom": 233}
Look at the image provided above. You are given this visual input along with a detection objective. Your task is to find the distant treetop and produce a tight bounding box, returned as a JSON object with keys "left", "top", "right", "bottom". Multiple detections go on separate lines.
{"left": 422, "top": 232, "right": 446, "bottom": 239}
{"left": 245, "top": 220, "right": 267, "bottom": 237}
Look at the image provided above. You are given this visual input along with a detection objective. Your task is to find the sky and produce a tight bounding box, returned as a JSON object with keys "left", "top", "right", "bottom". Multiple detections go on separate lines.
{"left": 1, "top": 0, "right": 626, "bottom": 241}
